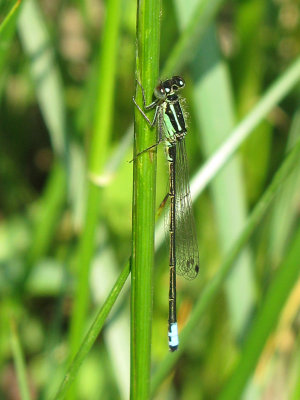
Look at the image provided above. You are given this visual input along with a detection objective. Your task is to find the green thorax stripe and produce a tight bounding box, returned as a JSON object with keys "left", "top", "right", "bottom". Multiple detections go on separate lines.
{"left": 163, "top": 95, "right": 186, "bottom": 143}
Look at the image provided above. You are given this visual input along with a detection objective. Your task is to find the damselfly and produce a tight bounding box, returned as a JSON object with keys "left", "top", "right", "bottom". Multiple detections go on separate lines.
{"left": 133, "top": 76, "right": 199, "bottom": 351}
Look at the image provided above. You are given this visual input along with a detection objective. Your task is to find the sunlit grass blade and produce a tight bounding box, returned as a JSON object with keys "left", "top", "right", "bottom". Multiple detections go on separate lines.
{"left": 10, "top": 319, "right": 32, "bottom": 400}
{"left": 131, "top": 0, "right": 161, "bottom": 397}
{"left": 152, "top": 136, "right": 300, "bottom": 393}
{"left": 189, "top": 23, "right": 254, "bottom": 336}
{"left": 53, "top": 262, "right": 130, "bottom": 400}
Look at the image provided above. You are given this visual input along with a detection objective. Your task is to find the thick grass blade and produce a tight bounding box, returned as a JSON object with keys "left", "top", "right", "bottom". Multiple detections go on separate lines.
{"left": 130, "top": 0, "right": 161, "bottom": 398}
{"left": 152, "top": 136, "right": 300, "bottom": 393}
{"left": 53, "top": 262, "right": 130, "bottom": 400}
{"left": 189, "top": 24, "right": 254, "bottom": 336}
{"left": 217, "top": 224, "right": 300, "bottom": 400}
{"left": 10, "top": 319, "right": 32, "bottom": 400}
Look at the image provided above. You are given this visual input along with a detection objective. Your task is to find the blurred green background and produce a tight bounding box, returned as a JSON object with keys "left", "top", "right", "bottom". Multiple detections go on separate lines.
{"left": 1, "top": 0, "right": 300, "bottom": 399}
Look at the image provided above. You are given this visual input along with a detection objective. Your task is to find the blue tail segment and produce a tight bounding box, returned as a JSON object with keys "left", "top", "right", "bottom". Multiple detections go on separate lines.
{"left": 168, "top": 322, "right": 179, "bottom": 351}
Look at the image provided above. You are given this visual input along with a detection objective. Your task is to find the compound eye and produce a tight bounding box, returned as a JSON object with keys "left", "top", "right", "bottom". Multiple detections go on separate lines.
{"left": 163, "top": 80, "right": 172, "bottom": 94}
{"left": 154, "top": 84, "right": 166, "bottom": 99}
{"left": 172, "top": 76, "right": 185, "bottom": 89}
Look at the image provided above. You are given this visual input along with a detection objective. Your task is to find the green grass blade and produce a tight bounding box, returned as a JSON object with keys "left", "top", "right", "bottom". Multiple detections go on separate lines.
{"left": 10, "top": 319, "right": 32, "bottom": 400}
{"left": 0, "top": 0, "right": 21, "bottom": 72}
{"left": 131, "top": 0, "right": 161, "bottom": 398}
{"left": 217, "top": 224, "right": 300, "bottom": 400}
{"left": 53, "top": 262, "right": 130, "bottom": 400}
{"left": 190, "top": 24, "right": 254, "bottom": 336}
{"left": 152, "top": 136, "right": 300, "bottom": 393}
{"left": 0, "top": 0, "right": 20, "bottom": 31}
{"left": 68, "top": 0, "right": 122, "bottom": 396}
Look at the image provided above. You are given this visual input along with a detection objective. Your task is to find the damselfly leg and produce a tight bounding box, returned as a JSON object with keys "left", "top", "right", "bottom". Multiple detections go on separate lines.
{"left": 131, "top": 80, "right": 164, "bottom": 161}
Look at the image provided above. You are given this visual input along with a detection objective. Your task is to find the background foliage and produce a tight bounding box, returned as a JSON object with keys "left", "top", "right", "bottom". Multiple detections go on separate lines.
{"left": 1, "top": 0, "right": 300, "bottom": 399}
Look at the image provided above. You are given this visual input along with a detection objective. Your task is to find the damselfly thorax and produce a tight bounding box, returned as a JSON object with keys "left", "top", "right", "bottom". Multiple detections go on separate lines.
{"left": 160, "top": 93, "right": 187, "bottom": 146}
